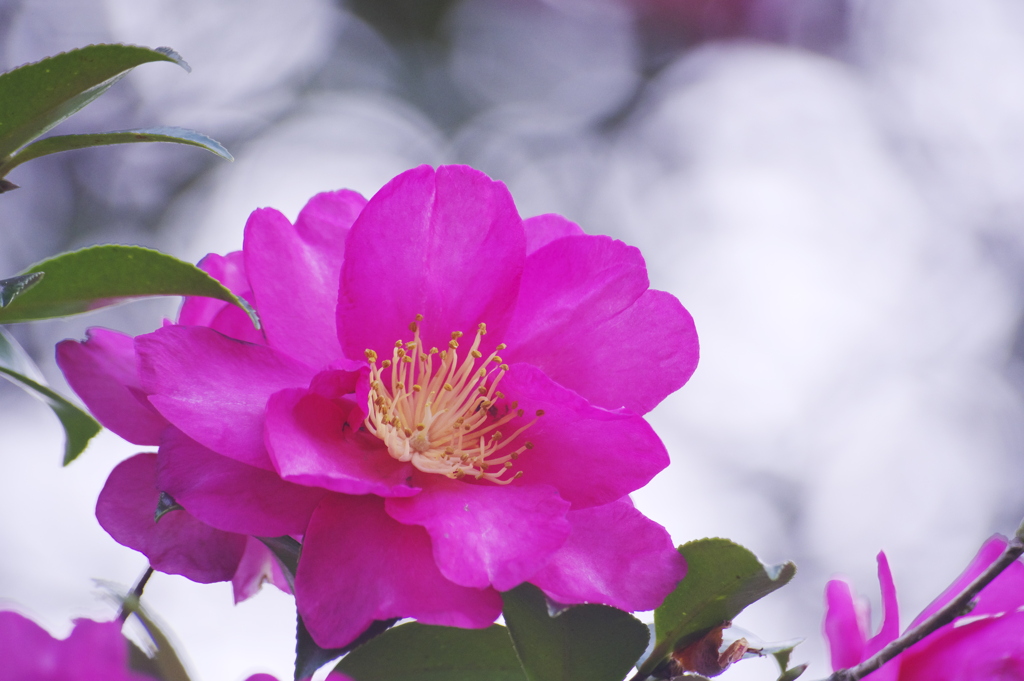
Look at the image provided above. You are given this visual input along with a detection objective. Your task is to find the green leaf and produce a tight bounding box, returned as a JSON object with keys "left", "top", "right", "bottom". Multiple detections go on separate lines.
{"left": 501, "top": 583, "right": 650, "bottom": 681}
{"left": 0, "top": 244, "right": 259, "bottom": 327}
{"left": 125, "top": 601, "right": 194, "bottom": 681}
{"left": 778, "top": 664, "right": 807, "bottom": 681}
{"left": 0, "top": 44, "right": 187, "bottom": 161}
{"left": 0, "top": 272, "right": 43, "bottom": 307}
{"left": 126, "top": 638, "right": 165, "bottom": 680}
{"left": 335, "top": 622, "right": 526, "bottom": 681}
{"left": 0, "top": 126, "right": 232, "bottom": 176}
{"left": 0, "top": 326, "right": 101, "bottom": 464}
{"left": 296, "top": 616, "right": 396, "bottom": 681}
{"left": 636, "top": 539, "right": 796, "bottom": 680}
{"left": 764, "top": 639, "right": 806, "bottom": 681}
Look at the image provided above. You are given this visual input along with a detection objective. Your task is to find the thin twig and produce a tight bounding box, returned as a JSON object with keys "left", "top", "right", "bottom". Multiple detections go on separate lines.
{"left": 118, "top": 565, "right": 155, "bottom": 622}
{"left": 823, "top": 522, "right": 1024, "bottom": 681}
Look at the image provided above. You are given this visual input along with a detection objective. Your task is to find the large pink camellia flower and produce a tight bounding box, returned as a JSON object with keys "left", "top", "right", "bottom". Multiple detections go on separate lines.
{"left": 824, "top": 536, "right": 1024, "bottom": 680}
{"left": 58, "top": 165, "right": 698, "bottom": 648}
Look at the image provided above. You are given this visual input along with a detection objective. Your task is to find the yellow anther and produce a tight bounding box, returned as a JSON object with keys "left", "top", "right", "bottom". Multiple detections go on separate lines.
{"left": 496, "top": 343, "right": 507, "bottom": 350}
{"left": 363, "top": 317, "right": 536, "bottom": 485}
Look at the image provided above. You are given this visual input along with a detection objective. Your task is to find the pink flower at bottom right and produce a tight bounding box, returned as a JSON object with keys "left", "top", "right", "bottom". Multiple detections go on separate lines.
{"left": 824, "top": 535, "right": 1024, "bottom": 681}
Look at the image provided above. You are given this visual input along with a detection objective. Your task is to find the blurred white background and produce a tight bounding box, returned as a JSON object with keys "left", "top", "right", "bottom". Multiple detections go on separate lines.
{"left": 3, "top": 0, "right": 1024, "bottom": 679}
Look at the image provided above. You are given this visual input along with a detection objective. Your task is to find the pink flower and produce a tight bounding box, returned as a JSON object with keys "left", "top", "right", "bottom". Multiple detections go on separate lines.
{"left": 0, "top": 610, "right": 351, "bottom": 681}
{"left": 0, "top": 611, "right": 152, "bottom": 681}
{"left": 824, "top": 536, "right": 1024, "bottom": 680}
{"left": 59, "top": 165, "right": 697, "bottom": 648}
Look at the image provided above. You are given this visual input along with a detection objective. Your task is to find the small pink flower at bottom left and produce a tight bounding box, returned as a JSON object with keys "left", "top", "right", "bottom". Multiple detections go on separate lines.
{"left": 0, "top": 610, "right": 352, "bottom": 681}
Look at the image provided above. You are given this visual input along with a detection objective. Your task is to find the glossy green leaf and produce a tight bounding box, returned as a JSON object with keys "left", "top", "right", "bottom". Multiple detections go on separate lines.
{"left": 636, "top": 539, "right": 796, "bottom": 680}
{"left": 502, "top": 583, "right": 650, "bottom": 681}
{"left": 0, "top": 326, "right": 100, "bottom": 464}
{"left": 335, "top": 622, "right": 527, "bottom": 681}
{"left": 0, "top": 272, "right": 43, "bottom": 307}
{"left": 297, "top": 616, "right": 396, "bottom": 681}
{"left": 0, "top": 245, "right": 259, "bottom": 327}
{"left": 0, "top": 126, "right": 232, "bottom": 176}
{"left": 0, "top": 44, "right": 186, "bottom": 161}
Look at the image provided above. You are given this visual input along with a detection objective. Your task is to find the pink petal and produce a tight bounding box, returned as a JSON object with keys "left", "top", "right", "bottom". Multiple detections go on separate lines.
{"left": 0, "top": 613, "right": 152, "bottom": 681}
{"left": 865, "top": 552, "right": 901, "bottom": 658}
{"left": 137, "top": 325, "right": 315, "bottom": 469}
{"left": 506, "top": 235, "right": 698, "bottom": 414}
{"left": 295, "top": 494, "right": 502, "bottom": 649}
{"left": 96, "top": 454, "right": 246, "bottom": 583}
{"left": 911, "top": 535, "right": 1020, "bottom": 627}
{"left": 339, "top": 165, "right": 525, "bottom": 360}
{"left": 156, "top": 429, "right": 325, "bottom": 537}
{"left": 523, "top": 213, "right": 584, "bottom": 254}
{"left": 0, "top": 611, "right": 62, "bottom": 680}
{"left": 61, "top": 619, "right": 136, "bottom": 678}
{"left": 824, "top": 579, "right": 867, "bottom": 671}
{"left": 56, "top": 328, "right": 168, "bottom": 445}
{"left": 499, "top": 363, "right": 670, "bottom": 508}
{"left": 529, "top": 498, "right": 686, "bottom": 611}
{"left": 385, "top": 477, "right": 571, "bottom": 591}
{"left": 901, "top": 610, "right": 1024, "bottom": 679}
{"left": 178, "top": 252, "right": 264, "bottom": 345}
{"left": 265, "top": 388, "right": 419, "bottom": 497}
{"left": 232, "top": 537, "right": 293, "bottom": 604}
{"left": 245, "top": 190, "right": 366, "bottom": 367}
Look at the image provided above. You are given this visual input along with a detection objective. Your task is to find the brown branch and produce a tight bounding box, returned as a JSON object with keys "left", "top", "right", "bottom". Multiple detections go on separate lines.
{"left": 118, "top": 565, "right": 154, "bottom": 622}
{"left": 823, "top": 521, "right": 1024, "bottom": 681}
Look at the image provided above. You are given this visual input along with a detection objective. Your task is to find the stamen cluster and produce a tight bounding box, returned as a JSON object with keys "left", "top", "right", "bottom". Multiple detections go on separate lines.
{"left": 364, "top": 316, "right": 540, "bottom": 484}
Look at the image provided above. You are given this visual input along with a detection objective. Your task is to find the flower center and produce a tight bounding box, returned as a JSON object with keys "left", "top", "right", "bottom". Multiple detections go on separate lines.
{"left": 363, "top": 316, "right": 540, "bottom": 484}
